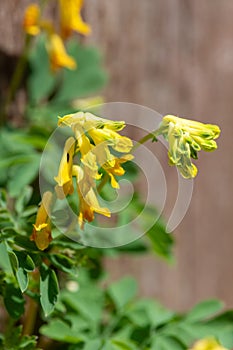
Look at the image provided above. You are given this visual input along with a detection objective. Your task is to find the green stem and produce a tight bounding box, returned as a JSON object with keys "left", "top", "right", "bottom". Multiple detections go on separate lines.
{"left": 1, "top": 35, "right": 32, "bottom": 125}
{"left": 132, "top": 129, "right": 160, "bottom": 152}
{"left": 97, "top": 173, "right": 109, "bottom": 193}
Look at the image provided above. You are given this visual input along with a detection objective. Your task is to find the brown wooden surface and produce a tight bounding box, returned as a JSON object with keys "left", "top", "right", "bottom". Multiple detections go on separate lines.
{"left": 1, "top": 0, "right": 233, "bottom": 311}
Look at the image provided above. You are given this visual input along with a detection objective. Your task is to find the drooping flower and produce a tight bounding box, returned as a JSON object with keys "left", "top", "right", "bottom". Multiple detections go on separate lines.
{"left": 72, "top": 165, "right": 110, "bottom": 229}
{"left": 102, "top": 154, "right": 134, "bottom": 189}
{"left": 31, "top": 191, "right": 53, "bottom": 250}
{"left": 23, "top": 3, "right": 41, "bottom": 36}
{"left": 54, "top": 137, "right": 76, "bottom": 199}
{"left": 158, "top": 115, "right": 221, "bottom": 179}
{"left": 59, "top": 0, "right": 91, "bottom": 39}
{"left": 46, "top": 33, "right": 77, "bottom": 72}
{"left": 188, "top": 338, "right": 228, "bottom": 350}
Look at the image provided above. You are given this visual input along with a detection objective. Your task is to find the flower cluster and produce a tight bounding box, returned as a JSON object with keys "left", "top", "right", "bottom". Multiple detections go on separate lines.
{"left": 56, "top": 112, "right": 133, "bottom": 229}
{"left": 189, "top": 338, "right": 228, "bottom": 350}
{"left": 23, "top": 0, "right": 91, "bottom": 71}
{"left": 31, "top": 112, "right": 133, "bottom": 249}
{"left": 158, "top": 115, "right": 220, "bottom": 178}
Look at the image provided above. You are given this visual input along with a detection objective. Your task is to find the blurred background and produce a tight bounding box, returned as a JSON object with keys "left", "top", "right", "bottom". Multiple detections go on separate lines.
{"left": 1, "top": 0, "right": 233, "bottom": 312}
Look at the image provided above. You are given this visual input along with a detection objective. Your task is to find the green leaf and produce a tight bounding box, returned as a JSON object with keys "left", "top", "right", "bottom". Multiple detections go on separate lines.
{"left": 108, "top": 277, "right": 138, "bottom": 311}
{"left": 53, "top": 41, "right": 108, "bottom": 103}
{"left": 0, "top": 242, "right": 13, "bottom": 272}
{"left": 185, "top": 299, "right": 224, "bottom": 322}
{"left": 3, "top": 283, "right": 25, "bottom": 319}
{"left": 40, "top": 264, "right": 59, "bottom": 316}
{"left": 111, "top": 339, "right": 137, "bottom": 350}
{"left": 146, "top": 219, "right": 174, "bottom": 261}
{"left": 9, "top": 251, "right": 35, "bottom": 292}
{"left": 7, "top": 154, "right": 40, "bottom": 197}
{"left": 219, "top": 331, "right": 233, "bottom": 348}
{"left": 15, "top": 186, "right": 33, "bottom": 214}
{"left": 14, "top": 236, "right": 38, "bottom": 251}
{"left": 103, "top": 339, "right": 137, "bottom": 350}
{"left": 116, "top": 239, "right": 148, "bottom": 254}
{"left": 40, "top": 319, "right": 86, "bottom": 343}
{"left": 62, "top": 282, "right": 104, "bottom": 324}
{"left": 2, "top": 325, "right": 38, "bottom": 350}
{"left": 82, "top": 339, "right": 102, "bottom": 350}
{"left": 151, "top": 335, "right": 186, "bottom": 350}
{"left": 48, "top": 253, "right": 77, "bottom": 276}
{"left": 28, "top": 35, "right": 56, "bottom": 104}
{"left": 127, "top": 299, "right": 174, "bottom": 328}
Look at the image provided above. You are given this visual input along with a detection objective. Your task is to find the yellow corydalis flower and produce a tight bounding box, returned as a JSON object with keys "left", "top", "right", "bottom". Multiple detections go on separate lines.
{"left": 31, "top": 191, "right": 53, "bottom": 250}
{"left": 57, "top": 111, "right": 133, "bottom": 227}
{"left": 158, "top": 115, "right": 220, "bottom": 179}
{"left": 54, "top": 137, "right": 76, "bottom": 199}
{"left": 46, "top": 33, "right": 77, "bottom": 72}
{"left": 59, "top": 0, "right": 91, "bottom": 39}
{"left": 189, "top": 338, "right": 228, "bottom": 350}
{"left": 23, "top": 3, "right": 41, "bottom": 36}
{"left": 73, "top": 166, "right": 110, "bottom": 229}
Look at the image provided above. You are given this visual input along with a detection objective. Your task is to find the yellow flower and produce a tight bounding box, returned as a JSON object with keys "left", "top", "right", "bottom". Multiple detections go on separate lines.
{"left": 54, "top": 137, "right": 76, "bottom": 199}
{"left": 158, "top": 115, "right": 221, "bottom": 179}
{"left": 23, "top": 4, "right": 41, "bottom": 36}
{"left": 31, "top": 191, "right": 53, "bottom": 250}
{"left": 59, "top": 0, "right": 92, "bottom": 39}
{"left": 72, "top": 165, "right": 110, "bottom": 229}
{"left": 46, "top": 33, "right": 77, "bottom": 72}
{"left": 57, "top": 112, "right": 133, "bottom": 226}
{"left": 189, "top": 338, "right": 228, "bottom": 350}
{"left": 102, "top": 154, "right": 134, "bottom": 189}
{"left": 59, "top": 111, "right": 133, "bottom": 183}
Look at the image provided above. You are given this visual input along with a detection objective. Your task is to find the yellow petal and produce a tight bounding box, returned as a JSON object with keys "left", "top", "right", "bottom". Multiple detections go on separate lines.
{"left": 59, "top": 0, "right": 91, "bottom": 39}
{"left": 58, "top": 112, "right": 85, "bottom": 127}
{"left": 31, "top": 221, "right": 52, "bottom": 251}
{"left": 23, "top": 4, "right": 40, "bottom": 36}
{"left": 108, "top": 173, "right": 119, "bottom": 189}
{"left": 46, "top": 34, "right": 77, "bottom": 72}
{"left": 34, "top": 191, "right": 53, "bottom": 227}
{"left": 54, "top": 137, "right": 75, "bottom": 198}
{"left": 189, "top": 338, "right": 229, "bottom": 350}
{"left": 31, "top": 191, "right": 53, "bottom": 250}
{"left": 88, "top": 128, "right": 133, "bottom": 153}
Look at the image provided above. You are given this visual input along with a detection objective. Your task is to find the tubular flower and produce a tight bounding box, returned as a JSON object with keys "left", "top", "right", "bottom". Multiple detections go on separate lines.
{"left": 46, "top": 33, "right": 77, "bottom": 72}
{"left": 59, "top": 0, "right": 91, "bottom": 39}
{"left": 57, "top": 111, "right": 133, "bottom": 227}
{"left": 73, "top": 166, "right": 110, "bottom": 229}
{"left": 188, "top": 338, "right": 228, "bottom": 350}
{"left": 158, "top": 115, "right": 221, "bottom": 179}
{"left": 54, "top": 137, "right": 76, "bottom": 199}
{"left": 23, "top": 4, "right": 41, "bottom": 36}
{"left": 31, "top": 191, "right": 53, "bottom": 250}
{"left": 102, "top": 154, "right": 134, "bottom": 189}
